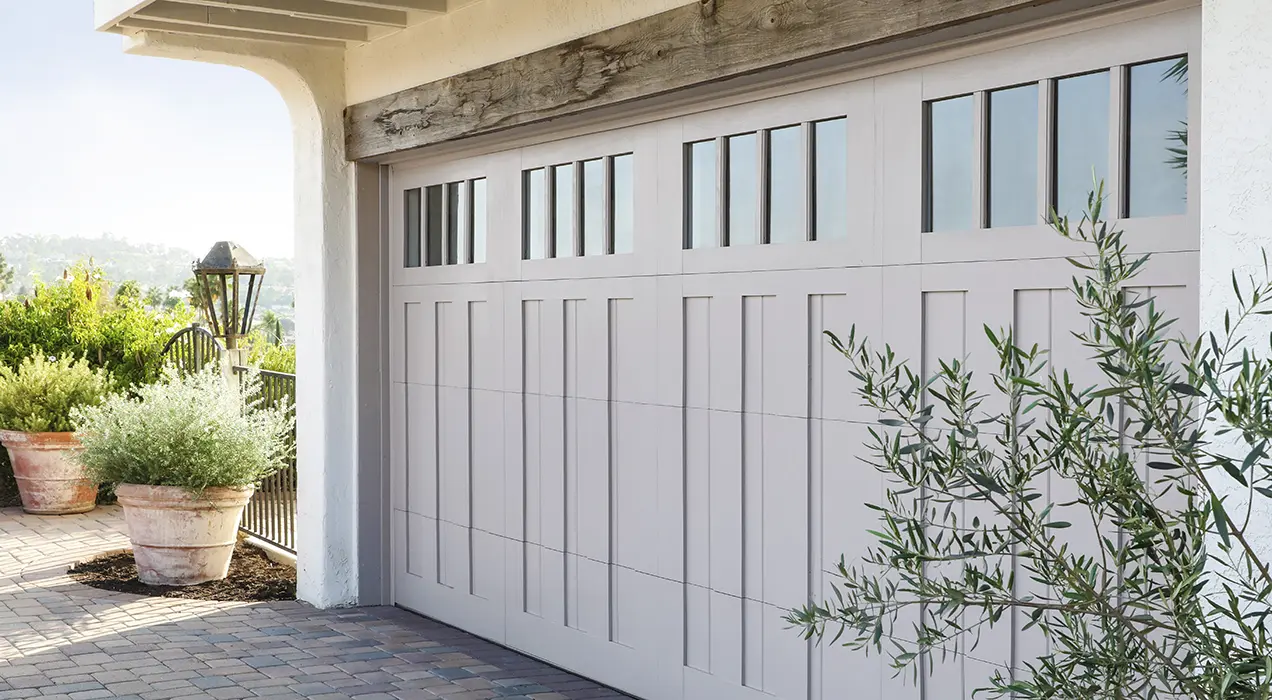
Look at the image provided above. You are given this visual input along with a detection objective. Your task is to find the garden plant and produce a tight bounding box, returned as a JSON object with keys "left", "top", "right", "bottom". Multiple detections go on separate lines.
{"left": 790, "top": 186, "right": 1272, "bottom": 698}
{"left": 74, "top": 368, "right": 292, "bottom": 584}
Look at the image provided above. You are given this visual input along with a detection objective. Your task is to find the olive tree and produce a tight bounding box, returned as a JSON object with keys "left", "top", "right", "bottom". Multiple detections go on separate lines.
{"left": 790, "top": 186, "right": 1272, "bottom": 699}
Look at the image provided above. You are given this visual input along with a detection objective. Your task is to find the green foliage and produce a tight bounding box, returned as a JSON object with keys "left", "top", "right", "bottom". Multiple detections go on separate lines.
{"left": 0, "top": 355, "right": 110, "bottom": 433}
{"left": 74, "top": 368, "right": 293, "bottom": 493}
{"left": 250, "top": 342, "right": 296, "bottom": 374}
{"left": 791, "top": 186, "right": 1272, "bottom": 699}
{"left": 243, "top": 326, "right": 296, "bottom": 374}
{"left": 0, "top": 262, "right": 195, "bottom": 387}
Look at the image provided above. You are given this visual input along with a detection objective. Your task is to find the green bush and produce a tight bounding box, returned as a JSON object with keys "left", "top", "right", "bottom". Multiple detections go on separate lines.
{"left": 0, "top": 262, "right": 194, "bottom": 504}
{"left": 74, "top": 368, "right": 293, "bottom": 493}
{"left": 0, "top": 355, "right": 111, "bottom": 433}
{"left": 245, "top": 336, "right": 296, "bottom": 374}
{"left": 0, "top": 262, "right": 195, "bottom": 387}
{"left": 790, "top": 187, "right": 1272, "bottom": 698}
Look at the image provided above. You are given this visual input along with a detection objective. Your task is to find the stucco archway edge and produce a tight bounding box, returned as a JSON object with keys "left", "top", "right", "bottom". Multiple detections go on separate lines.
{"left": 123, "top": 31, "right": 358, "bottom": 609}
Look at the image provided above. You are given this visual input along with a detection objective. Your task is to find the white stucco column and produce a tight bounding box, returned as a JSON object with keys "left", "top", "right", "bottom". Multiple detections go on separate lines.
{"left": 1201, "top": 0, "right": 1272, "bottom": 561}
{"left": 124, "top": 32, "right": 361, "bottom": 608}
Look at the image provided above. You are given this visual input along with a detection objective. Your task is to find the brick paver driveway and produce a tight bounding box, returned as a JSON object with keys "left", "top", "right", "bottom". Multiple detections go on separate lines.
{"left": 0, "top": 507, "right": 632, "bottom": 700}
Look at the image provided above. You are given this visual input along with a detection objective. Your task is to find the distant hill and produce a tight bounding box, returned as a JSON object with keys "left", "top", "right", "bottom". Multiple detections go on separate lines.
{"left": 0, "top": 233, "right": 294, "bottom": 322}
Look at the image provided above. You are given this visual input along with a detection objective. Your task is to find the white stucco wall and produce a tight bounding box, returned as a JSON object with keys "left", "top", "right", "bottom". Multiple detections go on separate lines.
{"left": 121, "top": 30, "right": 363, "bottom": 609}
{"left": 1200, "top": 0, "right": 1272, "bottom": 560}
{"left": 344, "top": 0, "right": 687, "bottom": 105}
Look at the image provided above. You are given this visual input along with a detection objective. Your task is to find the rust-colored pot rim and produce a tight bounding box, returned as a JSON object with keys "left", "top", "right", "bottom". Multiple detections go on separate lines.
{"left": 116, "top": 483, "right": 254, "bottom": 511}
{"left": 0, "top": 430, "right": 81, "bottom": 449}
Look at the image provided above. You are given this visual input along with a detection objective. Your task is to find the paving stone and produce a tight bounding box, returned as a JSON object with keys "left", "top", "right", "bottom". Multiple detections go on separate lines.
{"left": 0, "top": 508, "right": 633, "bottom": 700}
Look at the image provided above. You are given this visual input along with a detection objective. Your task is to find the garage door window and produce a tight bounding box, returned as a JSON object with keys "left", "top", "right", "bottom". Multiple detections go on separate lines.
{"left": 525, "top": 153, "right": 634, "bottom": 260}
{"left": 988, "top": 84, "right": 1039, "bottom": 227}
{"left": 925, "top": 54, "right": 1188, "bottom": 232}
{"left": 813, "top": 117, "right": 849, "bottom": 241}
{"left": 924, "top": 95, "right": 976, "bottom": 232}
{"left": 1054, "top": 71, "right": 1110, "bottom": 221}
{"left": 686, "top": 117, "right": 850, "bottom": 249}
{"left": 403, "top": 178, "right": 487, "bottom": 268}
{"left": 1127, "top": 57, "right": 1188, "bottom": 217}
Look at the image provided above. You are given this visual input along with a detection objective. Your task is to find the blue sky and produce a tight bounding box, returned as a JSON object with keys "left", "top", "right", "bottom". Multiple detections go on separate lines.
{"left": 0, "top": 2, "right": 294, "bottom": 258}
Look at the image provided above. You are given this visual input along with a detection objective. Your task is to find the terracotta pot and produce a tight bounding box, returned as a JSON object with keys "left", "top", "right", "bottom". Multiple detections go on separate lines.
{"left": 115, "top": 484, "right": 254, "bottom": 586}
{"left": 0, "top": 431, "right": 96, "bottom": 515}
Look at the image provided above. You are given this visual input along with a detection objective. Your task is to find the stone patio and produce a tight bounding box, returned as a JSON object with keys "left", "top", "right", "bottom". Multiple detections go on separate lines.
{"left": 0, "top": 507, "right": 632, "bottom": 700}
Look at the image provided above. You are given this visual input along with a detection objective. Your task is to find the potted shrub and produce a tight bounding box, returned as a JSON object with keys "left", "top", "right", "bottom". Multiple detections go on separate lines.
{"left": 0, "top": 355, "right": 110, "bottom": 514}
{"left": 74, "top": 369, "right": 293, "bottom": 586}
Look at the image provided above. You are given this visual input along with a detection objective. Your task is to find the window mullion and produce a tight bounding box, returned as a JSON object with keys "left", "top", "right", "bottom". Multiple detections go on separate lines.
{"left": 804, "top": 122, "right": 815, "bottom": 242}
{"left": 604, "top": 156, "right": 615, "bottom": 255}
{"left": 972, "top": 90, "right": 989, "bottom": 230}
{"left": 1038, "top": 79, "right": 1055, "bottom": 224}
{"left": 1108, "top": 65, "right": 1128, "bottom": 218}
{"left": 758, "top": 128, "right": 772, "bottom": 245}
{"left": 717, "top": 136, "right": 728, "bottom": 247}
{"left": 545, "top": 167, "right": 557, "bottom": 259}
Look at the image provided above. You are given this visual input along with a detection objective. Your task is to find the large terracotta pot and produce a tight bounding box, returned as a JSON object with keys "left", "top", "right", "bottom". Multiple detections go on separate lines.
{"left": 115, "top": 484, "right": 253, "bottom": 586}
{"left": 0, "top": 431, "right": 96, "bottom": 515}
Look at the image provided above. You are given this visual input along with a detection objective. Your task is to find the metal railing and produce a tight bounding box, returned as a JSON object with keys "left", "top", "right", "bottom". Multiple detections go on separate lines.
{"left": 161, "top": 323, "right": 223, "bottom": 373}
{"left": 234, "top": 366, "right": 298, "bottom": 553}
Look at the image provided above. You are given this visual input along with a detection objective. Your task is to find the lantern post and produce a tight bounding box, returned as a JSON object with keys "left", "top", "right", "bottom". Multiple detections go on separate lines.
{"left": 192, "top": 242, "right": 267, "bottom": 373}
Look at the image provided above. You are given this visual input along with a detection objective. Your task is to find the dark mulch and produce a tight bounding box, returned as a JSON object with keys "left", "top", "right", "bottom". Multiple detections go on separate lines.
{"left": 68, "top": 541, "right": 296, "bottom": 602}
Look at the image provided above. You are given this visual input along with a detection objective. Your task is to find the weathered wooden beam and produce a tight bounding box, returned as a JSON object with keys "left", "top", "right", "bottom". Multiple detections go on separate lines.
{"left": 165, "top": 0, "right": 409, "bottom": 27}
{"left": 118, "top": 16, "right": 350, "bottom": 47}
{"left": 346, "top": 0, "right": 1076, "bottom": 160}
{"left": 136, "top": 0, "right": 368, "bottom": 41}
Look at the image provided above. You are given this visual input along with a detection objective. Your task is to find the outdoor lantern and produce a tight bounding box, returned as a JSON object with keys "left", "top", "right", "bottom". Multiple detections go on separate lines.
{"left": 193, "top": 241, "right": 266, "bottom": 350}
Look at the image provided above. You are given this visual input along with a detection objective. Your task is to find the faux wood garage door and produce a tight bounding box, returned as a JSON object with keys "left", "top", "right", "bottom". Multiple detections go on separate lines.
{"left": 387, "top": 6, "right": 1199, "bottom": 699}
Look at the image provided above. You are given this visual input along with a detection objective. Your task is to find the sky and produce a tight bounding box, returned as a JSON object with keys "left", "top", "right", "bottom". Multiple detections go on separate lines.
{"left": 0, "top": 2, "right": 295, "bottom": 258}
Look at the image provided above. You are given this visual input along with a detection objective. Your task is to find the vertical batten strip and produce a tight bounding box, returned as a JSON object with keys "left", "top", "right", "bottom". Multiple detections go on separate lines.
{"left": 606, "top": 298, "right": 618, "bottom": 642}
{"left": 434, "top": 302, "right": 445, "bottom": 587}
{"left": 806, "top": 295, "right": 824, "bottom": 700}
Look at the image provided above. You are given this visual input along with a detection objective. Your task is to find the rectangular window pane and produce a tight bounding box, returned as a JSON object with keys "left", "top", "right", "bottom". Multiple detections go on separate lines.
{"left": 445, "top": 181, "right": 461, "bottom": 265}
{"left": 404, "top": 188, "right": 421, "bottom": 268}
{"left": 926, "top": 96, "right": 975, "bottom": 232}
{"left": 687, "top": 140, "right": 718, "bottom": 249}
{"left": 767, "top": 125, "right": 805, "bottom": 244}
{"left": 524, "top": 169, "right": 546, "bottom": 260}
{"left": 553, "top": 164, "right": 576, "bottom": 258}
{"left": 1054, "top": 71, "right": 1109, "bottom": 220}
{"left": 613, "top": 154, "right": 634, "bottom": 254}
{"left": 583, "top": 158, "right": 607, "bottom": 256}
{"left": 1128, "top": 58, "right": 1188, "bottom": 217}
{"left": 425, "top": 184, "right": 444, "bottom": 267}
{"left": 813, "top": 118, "right": 848, "bottom": 241}
{"left": 727, "top": 132, "right": 760, "bottom": 245}
{"left": 472, "top": 179, "right": 487, "bottom": 264}
{"left": 988, "top": 84, "right": 1039, "bottom": 227}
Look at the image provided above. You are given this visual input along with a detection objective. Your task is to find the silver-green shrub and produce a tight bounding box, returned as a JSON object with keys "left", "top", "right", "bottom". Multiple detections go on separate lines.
{"left": 73, "top": 368, "right": 293, "bottom": 492}
{"left": 0, "top": 354, "right": 110, "bottom": 433}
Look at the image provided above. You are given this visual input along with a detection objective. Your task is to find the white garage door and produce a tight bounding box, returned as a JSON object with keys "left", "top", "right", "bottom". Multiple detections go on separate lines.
{"left": 387, "top": 6, "right": 1198, "bottom": 699}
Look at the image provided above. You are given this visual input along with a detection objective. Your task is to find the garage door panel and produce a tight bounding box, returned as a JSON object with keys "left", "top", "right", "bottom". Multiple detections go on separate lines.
{"left": 404, "top": 382, "right": 436, "bottom": 524}
{"left": 506, "top": 576, "right": 663, "bottom": 699}
{"left": 387, "top": 9, "right": 1199, "bottom": 699}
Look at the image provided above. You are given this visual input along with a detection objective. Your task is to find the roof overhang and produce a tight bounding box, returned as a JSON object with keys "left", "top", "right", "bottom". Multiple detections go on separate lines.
{"left": 95, "top": 0, "right": 447, "bottom": 48}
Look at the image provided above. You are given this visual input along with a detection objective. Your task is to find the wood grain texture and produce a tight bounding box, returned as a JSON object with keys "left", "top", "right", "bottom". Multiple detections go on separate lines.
{"left": 345, "top": 0, "right": 1070, "bottom": 160}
